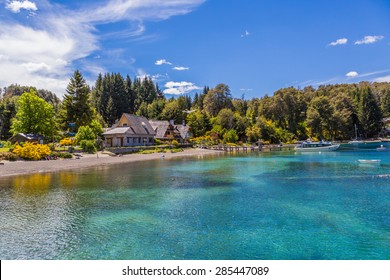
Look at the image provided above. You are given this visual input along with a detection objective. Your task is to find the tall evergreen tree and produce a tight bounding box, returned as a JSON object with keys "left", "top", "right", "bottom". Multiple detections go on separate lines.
{"left": 358, "top": 86, "right": 382, "bottom": 138}
{"left": 0, "top": 97, "right": 17, "bottom": 139}
{"left": 125, "top": 75, "right": 136, "bottom": 113}
{"left": 92, "top": 73, "right": 103, "bottom": 110}
{"left": 59, "top": 70, "right": 94, "bottom": 131}
{"left": 380, "top": 88, "right": 390, "bottom": 118}
{"left": 112, "top": 73, "right": 127, "bottom": 118}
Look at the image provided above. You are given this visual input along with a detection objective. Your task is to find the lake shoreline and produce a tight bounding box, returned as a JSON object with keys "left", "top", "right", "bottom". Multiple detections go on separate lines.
{"left": 0, "top": 148, "right": 224, "bottom": 178}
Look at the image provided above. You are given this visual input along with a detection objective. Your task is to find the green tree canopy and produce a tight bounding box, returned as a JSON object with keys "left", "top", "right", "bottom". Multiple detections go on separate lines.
{"left": 203, "top": 84, "right": 233, "bottom": 117}
{"left": 10, "top": 90, "right": 55, "bottom": 138}
{"left": 75, "top": 125, "right": 96, "bottom": 143}
{"left": 186, "top": 111, "right": 210, "bottom": 137}
{"left": 223, "top": 129, "right": 239, "bottom": 143}
{"left": 306, "top": 96, "right": 334, "bottom": 139}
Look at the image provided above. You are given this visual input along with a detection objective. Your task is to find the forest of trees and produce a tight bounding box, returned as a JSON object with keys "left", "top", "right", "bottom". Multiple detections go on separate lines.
{"left": 1, "top": 70, "right": 390, "bottom": 144}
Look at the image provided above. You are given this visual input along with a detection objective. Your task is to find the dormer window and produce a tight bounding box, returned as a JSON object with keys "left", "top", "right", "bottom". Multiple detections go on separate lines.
{"left": 122, "top": 123, "right": 128, "bottom": 127}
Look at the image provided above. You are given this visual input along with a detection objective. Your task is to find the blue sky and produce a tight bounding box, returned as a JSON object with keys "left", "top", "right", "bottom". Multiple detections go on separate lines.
{"left": 0, "top": 0, "right": 390, "bottom": 99}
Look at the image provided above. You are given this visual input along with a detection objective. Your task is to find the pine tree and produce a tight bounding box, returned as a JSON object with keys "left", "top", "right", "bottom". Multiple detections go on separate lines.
{"left": 112, "top": 73, "right": 126, "bottom": 119}
{"left": 59, "top": 70, "right": 94, "bottom": 130}
{"left": 91, "top": 73, "right": 103, "bottom": 110}
{"left": 105, "top": 96, "right": 117, "bottom": 126}
{"left": 358, "top": 86, "right": 382, "bottom": 138}
{"left": 125, "top": 75, "right": 135, "bottom": 113}
{"left": 381, "top": 89, "right": 390, "bottom": 118}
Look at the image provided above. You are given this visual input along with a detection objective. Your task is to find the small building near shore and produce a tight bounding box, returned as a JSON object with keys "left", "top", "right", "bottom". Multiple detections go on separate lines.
{"left": 381, "top": 118, "right": 390, "bottom": 137}
{"left": 149, "top": 120, "right": 192, "bottom": 143}
{"left": 9, "top": 133, "right": 45, "bottom": 144}
{"left": 176, "top": 122, "right": 193, "bottom": 142}
{"left": 103, "top": 114, "right": 155, "bottom": 147}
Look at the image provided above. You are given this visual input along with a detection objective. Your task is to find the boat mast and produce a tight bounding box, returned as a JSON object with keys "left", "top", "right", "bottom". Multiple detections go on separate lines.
{"left": 355, "top": 124, "right": 358, "bottom": 140}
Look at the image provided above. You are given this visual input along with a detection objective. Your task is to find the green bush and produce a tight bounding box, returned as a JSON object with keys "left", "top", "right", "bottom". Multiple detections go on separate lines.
{"left": 0, "top": 141, "right": 12, "bottom": 148}
{"left": 170, "top": 148, "right": 183, "bottom": 153}
{"left": 0, "top": 152, "right": 18, "bottom": 161}
{"left": 172, "top": 140, "right": 179, "bottom": 147}
{"left": 79, "top": 140, "right": 97, "bottom": 154}
{"left": 138, "top": 149, "right": 156, "bottom": 154}
{"left": 50, "top": 151, "right": 73, "bottom": 159}
{"left": 223, "top": 129, "right": 239, "bottom": 143}
{"left": 76, "top": 126, "right": 96, "bottom": 143}
{"left": 47, "top": 143, "right": 56, "bottom": 151}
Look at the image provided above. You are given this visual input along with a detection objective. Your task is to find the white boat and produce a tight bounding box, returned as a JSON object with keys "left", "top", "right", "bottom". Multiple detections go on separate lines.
{"left": 295, "top": 141, "right": 340, "bottom": 152}
{"left": 348, "top": 140, "right": 364, "bottom": 145}
{"left": 348, "top": 124, "right": 364, "bottom": 144}
{"left": 357, "top": 159, "right": 381, "bottom": 164}
{"left": 376, "top": 145, "right": 387, "bottom": 151}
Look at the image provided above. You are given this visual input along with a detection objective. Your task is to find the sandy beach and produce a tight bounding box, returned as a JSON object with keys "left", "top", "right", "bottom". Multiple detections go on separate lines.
{"left": 0, "top": 148, "right": 223, "bottom": 178}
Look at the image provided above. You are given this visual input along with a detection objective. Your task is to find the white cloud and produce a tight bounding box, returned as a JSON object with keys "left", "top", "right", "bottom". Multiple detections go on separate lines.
{"left": 375, "top": 75, "right": 390, "bottom": 82}
{"left": 172, "top": 66, "right": 189, "bottom": 71}
{"left": 358, "top": 69, "right": 390, "bottom": 78}
{"left": 163, "top": 81, "right": 201, "bottom": 95}
{"left": 355, "top": 35, "right": 384, "bottom": 45}
{"left": 5, "top": 0, "right": 37, "bottom": 13}
{"left": 155, "top": 59, "right": 172, "bottom": 65}
{"left": 329, "top": 38, "right": 348, "bottom": 46}
{"left": 83, "top": 0, "right": 206, "bottom": 23}
{"left": 241, "top": 30, "right": 250, "bottom": 37}
{"left": 151, "top": 73, "right": 169, "bottom": 81}
{"left": 0, "top": 0, "right": 205, "bottom": 97}
{"left": 346, "top": 71, "right": 359, "bottom": 78}
{"left": 136, "top": 68, "right": 149, "bottom": 80}
{"left": 21, "top": 62, "right": 51, "bottom": 72}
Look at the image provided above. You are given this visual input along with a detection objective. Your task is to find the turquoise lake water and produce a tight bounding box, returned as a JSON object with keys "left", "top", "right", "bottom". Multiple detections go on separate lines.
{"left": 0, "top": 149, "right": 389, "bottom": 260}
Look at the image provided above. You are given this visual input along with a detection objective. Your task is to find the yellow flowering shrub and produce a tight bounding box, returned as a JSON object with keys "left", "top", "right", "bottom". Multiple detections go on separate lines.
{"left": 13, "top": 142, "right": 51, "bottom": 160}
{"left": 59, "top": 138, "right": 76, "bottom": 146}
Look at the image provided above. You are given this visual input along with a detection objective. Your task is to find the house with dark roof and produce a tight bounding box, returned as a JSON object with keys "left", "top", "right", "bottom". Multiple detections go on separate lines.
{"left": 9, "top": 133, "right": 45, "bottom": 144}
{"left": 103, "top": 114, "right": 155, "bottom": 147}
{"left": 149, "top": 120, "right": 180, "bottom": 141}
{"left": 176, "top": 122, "right": 192, "bottom": 141}
{"left": 383, "top": 118, "right": 390, "bottom": 137}
{"left": 149, "top": 120, "right": 192, "bottom": 143}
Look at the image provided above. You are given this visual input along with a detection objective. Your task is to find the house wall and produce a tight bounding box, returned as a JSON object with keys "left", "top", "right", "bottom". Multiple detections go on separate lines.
{"left": 117, "top": 115, "right": 130, "bottom": 127}
{"left": 104, "top": 135, "right": 154, "bottom": 147}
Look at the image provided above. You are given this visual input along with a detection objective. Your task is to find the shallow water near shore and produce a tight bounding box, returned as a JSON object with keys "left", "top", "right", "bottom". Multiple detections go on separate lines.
{"left": 0, "top": 150, "right": 389, "bottom": 259}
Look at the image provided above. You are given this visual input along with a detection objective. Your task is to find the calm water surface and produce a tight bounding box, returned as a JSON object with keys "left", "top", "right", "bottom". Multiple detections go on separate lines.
{"left": 0, "top": 150, "right": 389, "bottom": 259}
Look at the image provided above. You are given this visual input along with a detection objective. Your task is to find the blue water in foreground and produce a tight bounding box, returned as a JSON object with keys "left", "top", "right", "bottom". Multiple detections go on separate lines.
{"left": 0, "top": 149, "right": 389, "bottom": 260}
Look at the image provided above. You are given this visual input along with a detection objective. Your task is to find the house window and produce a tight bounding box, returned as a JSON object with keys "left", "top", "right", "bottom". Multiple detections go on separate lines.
{"left": 127, "top": 137, "right": 131, "bottom": 144}
{"left": 122, "top": 123, "right": 128, "bottom": 127}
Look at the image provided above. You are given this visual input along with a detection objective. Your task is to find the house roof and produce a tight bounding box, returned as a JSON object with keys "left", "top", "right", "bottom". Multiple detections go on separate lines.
{"left": 175, "top": 125, "right": 191, "bottom": 139}
{"left": 102, "top": 127, "right": 130, "bottom": 135}
{"left": 149, "top": 120, "right": 170, "bottom": 138}
{"left": 9, "top": 133, "right": 44, "bottom": 143}
{"left": 104, "top": 114, "right": 155, "bottom": 136}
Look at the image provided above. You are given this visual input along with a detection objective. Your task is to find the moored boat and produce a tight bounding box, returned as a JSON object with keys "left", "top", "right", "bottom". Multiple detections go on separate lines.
{"left": 376, "top": 145, "right": 387, "bottom": 151}
{"left": 357, "top": 159, "right": 381, "bottom": 164}
{"left": 348, "top": 124, "right": 363, "bottom": 144}
{"left": 295, "top": 141, "right": 340, "bottom": 152}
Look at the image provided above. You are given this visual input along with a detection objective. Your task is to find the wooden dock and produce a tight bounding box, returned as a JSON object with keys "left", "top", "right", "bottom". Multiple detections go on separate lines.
{"left": 203, "top": 144, "right": 296, "bottom": 152}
